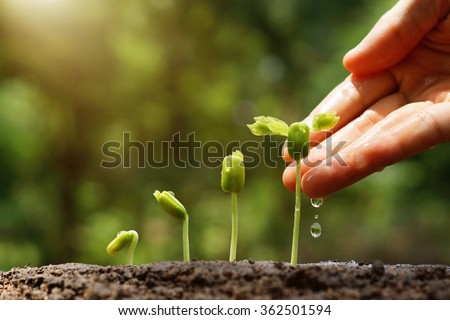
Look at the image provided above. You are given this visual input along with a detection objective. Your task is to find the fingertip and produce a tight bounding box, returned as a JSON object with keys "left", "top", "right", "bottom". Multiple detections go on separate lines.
{"left": 301, "top": 166, "right": 342, "bottom": 198}
{"left": 342, "top": 45, "right": 376, "bottom": 76}
{"left": 282, "top": 160, "right": 315, "bottom": 193}
{"left": 301, "top": 159, "right": 371, "bottom": 198}
{"left": 301, "top": 168, "right": 330, "bottom": 198}
{"left": 282, "top": 145, "right": 293, "bottom": 163}
{"left": 282, "top": 164, "right": 296, "bottom": 192}
{"left": 342, "top": 48, "right": 357, "bottom": 73}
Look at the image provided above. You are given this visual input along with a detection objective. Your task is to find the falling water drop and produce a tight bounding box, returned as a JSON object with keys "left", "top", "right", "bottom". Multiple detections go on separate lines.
{"left": 310, "top": 222, "right": 322, "bottom": 238}
{"left": 314, "top": 214, "right": 319, "bottom": 220}
{"left": 311, "top": 198, "right": 323, "bottom": 208}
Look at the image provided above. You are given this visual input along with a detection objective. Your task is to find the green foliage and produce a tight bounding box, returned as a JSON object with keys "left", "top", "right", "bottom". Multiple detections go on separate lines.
{"left": 247, "top": 116, "right": 289, "bottom": 137}
{"left": 311, "top": 112, "right": 340, "bottom": 133}
{"left": 0, "top": 0, "right": 448, "bottom": 270}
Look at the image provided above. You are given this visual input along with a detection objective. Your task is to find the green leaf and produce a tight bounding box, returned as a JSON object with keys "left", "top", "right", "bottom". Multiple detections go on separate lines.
{"left": 247, "top": 123, "right": 271, "bottom": 136}
{"left": 247, "top": 116, "right": 289, "bottom": 137}
{"left": 311, "top": 112, "right": 340, "bottom": 133}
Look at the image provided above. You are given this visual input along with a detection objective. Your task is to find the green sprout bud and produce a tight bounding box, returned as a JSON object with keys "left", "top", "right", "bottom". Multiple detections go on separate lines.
{"left": 247, "top": 116, "right": 289, "bottom": 137}
{"left": 153, "top": 190, "right": 187, "bottom": 221}
{"left": 106, "top": 231, "right": 136, "bottom": 255}
{"left": 287, "top": 122, "right": 310, "bottom": 161}
{"left": 221, "top": 150, "right": 246, "bottom": 262}
{"left": 153, "top": 190, "right": 190, "bottom": 262}
{"left": 106, "top": 230, "right": 139, "bottom": 265}
{"left": 221, "top": 150, "right": 245, "bottom": 193}
{"left": 311, "top": 112, "right": 340, "bottom": 133}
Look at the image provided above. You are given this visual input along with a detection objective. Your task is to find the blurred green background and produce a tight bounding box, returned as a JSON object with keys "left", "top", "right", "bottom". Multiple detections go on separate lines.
{"left": 0, "top": 0, "right": 448, "bottom": 271}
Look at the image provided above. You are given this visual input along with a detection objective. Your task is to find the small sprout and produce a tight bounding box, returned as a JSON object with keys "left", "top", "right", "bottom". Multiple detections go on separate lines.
{"left": 221, "top": 150, "right": 245, "bottom": 193}
{"left": 221, "top": 150, "right": 245, "bottom": 262}
{"left": 106, "top": 230, "right": 139, "bottom": 265}
{"left": 248, "top": 114, "right": 339, "bottom": 265}
{"left": 311, "top": 112, "right": 340, "bottom": 133}
{"left": 153, "top": 190, "right": 188, "bottom": 221}
{"left": 154, "top": 190, "right": 190, "bottom": 262}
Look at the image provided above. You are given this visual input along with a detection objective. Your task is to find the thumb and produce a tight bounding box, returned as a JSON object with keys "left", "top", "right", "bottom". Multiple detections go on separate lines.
{"left": 343, "top": 0, "right": 448, "bottom": 75}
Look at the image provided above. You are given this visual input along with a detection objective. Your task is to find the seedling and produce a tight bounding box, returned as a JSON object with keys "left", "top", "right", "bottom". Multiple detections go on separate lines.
{"left": 106, "top": 230, "right": 139, "bottom": 265}
{"left": 153, "top": 190, "right": 190, "bottom": 262}
{"left": 248, "top": 113, "right": 339, "bottom": 265}
{"left": 221, "top": 150, "right": 245, "bottom": 262}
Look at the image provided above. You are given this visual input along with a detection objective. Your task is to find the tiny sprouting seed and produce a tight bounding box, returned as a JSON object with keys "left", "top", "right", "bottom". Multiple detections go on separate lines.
{"left": 221, "top": 150, "right": 245, "bottom": 262}
{"left": 248, "top": 112, "right": 339, "bottom": 266}
{"left": 153, "top": 190, "right": 190, "bottom": 262}
{"left": 106, "top": 230, "right": 139, "bottom": 265}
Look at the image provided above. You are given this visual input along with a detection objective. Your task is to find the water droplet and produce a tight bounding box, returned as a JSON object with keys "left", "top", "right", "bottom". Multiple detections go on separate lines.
{"left": 310, "top": 222, "right": 322, "bottom": 238}
{"left": 311, "top": 198, "right": 323, "bottom": 208}
{"left": 314, "top": 214, "right": 319, "bottom": 220}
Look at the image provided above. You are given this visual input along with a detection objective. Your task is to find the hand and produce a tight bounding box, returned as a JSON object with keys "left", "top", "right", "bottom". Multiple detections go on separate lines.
{"left": 283, "top": 0, "right": 450, "bottom": 198}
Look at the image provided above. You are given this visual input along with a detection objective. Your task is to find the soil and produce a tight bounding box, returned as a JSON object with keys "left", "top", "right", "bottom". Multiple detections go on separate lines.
{"left": 0, "top": 260, "right": 448, "bottom": 299}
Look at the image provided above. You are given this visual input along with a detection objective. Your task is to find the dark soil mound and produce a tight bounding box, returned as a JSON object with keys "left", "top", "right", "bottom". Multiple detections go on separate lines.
{"left": 0, "top": 260, "right": 448, "bottom": 299}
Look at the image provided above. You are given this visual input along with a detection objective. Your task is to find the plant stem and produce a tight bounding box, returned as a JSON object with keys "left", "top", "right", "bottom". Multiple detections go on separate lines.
{"left": 182, "top": 216, "right": 190, "bottom": 262}
{"left": 229, "top": 192, "right": 238, "bottom": 262}
{"left": 290, "top": 160, "right": 302, "bottom": 266}
{"left": 126, "top": 230, "right": 139, "bottom": 265}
